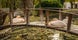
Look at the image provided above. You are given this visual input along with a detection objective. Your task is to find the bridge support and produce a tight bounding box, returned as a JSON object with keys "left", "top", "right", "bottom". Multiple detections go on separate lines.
{"left": 45, "top": 10, "right": 49, "bottom": 26}
{"left": 26, "top": 9, "right": 29, "bottom": 24}
{"left": 39, "top": 9, "right": 44, "bottom": 23}
{"left": 67, "top": 14, "right": 73, "bottom": 31}
{"left": 59, "top": 9, "right": 63, "bottom": 20}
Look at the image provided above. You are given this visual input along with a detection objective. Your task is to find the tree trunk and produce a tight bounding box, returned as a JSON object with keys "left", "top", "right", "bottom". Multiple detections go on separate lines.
{"left": 25, "top": 0, "right": 34, "bottom": 8}
{"left": 23, "top": 0, "right": 34, "bottom": 24}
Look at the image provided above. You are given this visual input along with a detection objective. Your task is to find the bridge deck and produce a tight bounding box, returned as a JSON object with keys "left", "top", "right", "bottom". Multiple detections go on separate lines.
{"left": 0, "top": 21, "right": 78, "bottom": 35}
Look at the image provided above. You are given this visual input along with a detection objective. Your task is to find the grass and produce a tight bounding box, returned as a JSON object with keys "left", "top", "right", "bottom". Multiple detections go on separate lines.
{"left": 29, "top": 16, "right": 41, "bottom": 22}
{"left": 73, "top": 19, "right": 78, "bottom": 25}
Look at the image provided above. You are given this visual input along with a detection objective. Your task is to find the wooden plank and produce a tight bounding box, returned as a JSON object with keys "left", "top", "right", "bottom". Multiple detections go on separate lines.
{"left": 1, "top": 24, "right": 78, "bottom": 36}
{"left": 24, "top": 8, "right": 78, "bottom": 16}
{"left": 67, "top": 14, "right": 73, "bottom": 31}
{"left": 20, "top": 8, "right": 78, "bottom": 16}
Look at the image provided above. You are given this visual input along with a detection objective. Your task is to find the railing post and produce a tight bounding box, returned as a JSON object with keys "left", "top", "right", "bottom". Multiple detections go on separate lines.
{"left": 45, "top": 10, "right": 49, "bottom": 26}
{"left": 67, "top": 14, "right": 73, "bottom": 31}
{"left": 26, "top": 8, "right": 29, "bottom": 24}
{"left": 9, "top": 0, "right": 14, "bottom": 26}
{"left": 39, "top": 9, "right": 44, "bottom": 23}
{"left": 22, "top": 0, "right": 29, "bottom": 25}
{"left": 23, "top": 8, "right": 27, "bottom": 24}
{"left": 59, "top": 9, "right": 62, "bottom": 20}
{"left": 9, "top": 11, "right": 13, "bottom": 25}
{"left": 23, "top": 9, "right": 29, "bottom": 25}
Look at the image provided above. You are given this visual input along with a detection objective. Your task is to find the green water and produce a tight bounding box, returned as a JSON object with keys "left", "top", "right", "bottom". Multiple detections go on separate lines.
{"left": 0, "top": 26, "right": 78, "bottom": 40}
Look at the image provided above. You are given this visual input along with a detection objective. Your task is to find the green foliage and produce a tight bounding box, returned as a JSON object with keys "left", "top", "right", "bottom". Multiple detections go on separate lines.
{"left": 35, "top": 0, "right": 63, "bottom": 8}
{"left": 30, "top": 16, "right": 40, "bottom": 22}
{"left": 0, "top": 0, "right": 63, "bottom": 8}
{"left": 42, "top": 1, "right": 62, "bottom": 8}
{"left": 33, "top": 0, "right": 39, "bottom": 7}
{"left": 0, "top": 0, "right": 8, "bottom": 8}
{"left": 60, "top": 0, "right": 65, "bottom": 5}
{"left": 0, "top": 0, "right": 22, "bottom": 9}
{"left": 65, "top": 0, "right": 71, "bottom": 2}
{"left": 73, "top": 19, "right": 78, "bottom": 25}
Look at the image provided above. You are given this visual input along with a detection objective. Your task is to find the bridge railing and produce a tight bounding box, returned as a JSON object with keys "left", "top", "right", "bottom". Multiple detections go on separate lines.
{"left": 1, "top": 8, "right": 78, "bottom": 35}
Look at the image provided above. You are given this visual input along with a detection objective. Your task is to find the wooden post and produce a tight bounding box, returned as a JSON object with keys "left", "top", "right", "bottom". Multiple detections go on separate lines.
{"left": 12, "top": 0, "right": 16, "bottom": 17}
{"left": 59, "top": 9, "right": 62, "bottom": 20}
{"left": 26, "top": 9, "right": 29, "bottom": 24}
{"left": 23, "top": 8, "right": 27, "bottom": 24}
{"left": 45, "top": 10, "right": 49, "bottom": 26}
{"left": 9, "top": 12, "right": 13, "bottom": 25}
{"left": 9, "top": 0, "right": 14, "bottom": 26}
{"left": 39, "top": 9, "right": 44, "bottom": 23}
{"left": 67, "top": 14, "right": 73, "bottom": 31}
{"left": 22, "top": 0, "right": 29, "bottom": 25}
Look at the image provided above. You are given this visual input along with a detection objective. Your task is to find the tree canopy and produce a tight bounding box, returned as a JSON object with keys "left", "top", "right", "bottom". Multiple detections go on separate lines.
{"left": 0, "top": 0, "right": 64, "bottom": 8}
{"left": 34, "top": 0, "right": 64, "bottom": 8}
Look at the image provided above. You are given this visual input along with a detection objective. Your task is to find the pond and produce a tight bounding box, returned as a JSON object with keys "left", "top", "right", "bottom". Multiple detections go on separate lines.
{"left": 0, "top": 26, "right": 78, "bottom": 40}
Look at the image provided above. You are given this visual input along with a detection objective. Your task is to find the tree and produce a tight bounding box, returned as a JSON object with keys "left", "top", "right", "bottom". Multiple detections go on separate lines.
{"left": 35, "top": 0, "right": 63, "bottom": 8}
{"left": 60, "top": 0, "right": 65, "bottom": 5}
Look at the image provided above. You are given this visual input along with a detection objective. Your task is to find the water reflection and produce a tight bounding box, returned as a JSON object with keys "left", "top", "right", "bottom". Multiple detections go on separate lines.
{"left": 0, "top": 26, "right": 78, "bottom": 40}
{"left": 48, "top": 33, "right": 61, "bottom": 40}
